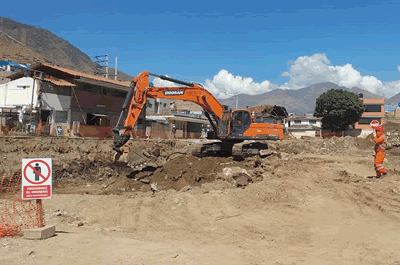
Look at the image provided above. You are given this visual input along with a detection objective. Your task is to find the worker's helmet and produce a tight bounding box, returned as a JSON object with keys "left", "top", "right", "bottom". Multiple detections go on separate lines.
{"left": 375, "top": 125, "right": 384, "bottom": 132}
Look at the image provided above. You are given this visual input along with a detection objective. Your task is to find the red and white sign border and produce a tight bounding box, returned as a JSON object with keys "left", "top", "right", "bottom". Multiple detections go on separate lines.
{"left": 22, "top": 158, "right": 52, "bottom": 200}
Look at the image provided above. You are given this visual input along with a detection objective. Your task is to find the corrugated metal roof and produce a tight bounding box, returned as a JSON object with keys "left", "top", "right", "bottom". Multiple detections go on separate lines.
{"left": 43, "top": 77, "right": 76, "bottom": 87}
{"left": 39, "top": 63, "right": 130, "bottom": 87}
{"left": 8, "top": 63, "right": 131, "bottom": 88}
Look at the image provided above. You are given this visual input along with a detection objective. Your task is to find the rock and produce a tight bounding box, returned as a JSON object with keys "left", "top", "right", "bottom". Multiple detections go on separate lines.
{"left": 235, "top": 176, "right": 250, "bottom": 187}
{"left": 220, "top": 167, "right": 253, "bottom": 187}
{"left": 279, "top": 152, "right": 291, "bottom": 161}
{"left": 77, "top": 221, "right": 84, "bottom": 227}
{"left": 181, "top": 185, "right": 192, "bottom": 192}
{"left": 150, "top": 182, "right": 159, "bottom": 192}
{"left": 253, "top": 168, "right": 265, "bottom": 176}
{"left": 140, "top": 179, "right": 150, "bottom": 184}
{"left": 259, "top": 150, "right": 276, "bottom": 157}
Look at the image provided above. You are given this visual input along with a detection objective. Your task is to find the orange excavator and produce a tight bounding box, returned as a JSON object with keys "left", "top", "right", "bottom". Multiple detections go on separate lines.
{"left": 112, "top": 71, "right": 287, "bottom": 164}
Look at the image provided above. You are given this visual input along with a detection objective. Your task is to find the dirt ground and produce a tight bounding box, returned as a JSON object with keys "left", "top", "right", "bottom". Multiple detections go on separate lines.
{"left": 1, "top": 126, "right": 400, "bottom": 264}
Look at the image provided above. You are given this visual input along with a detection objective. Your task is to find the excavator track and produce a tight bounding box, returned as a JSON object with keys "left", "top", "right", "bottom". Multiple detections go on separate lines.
{"left": 192, "top": 140, "right": 268, "bottom": 160}
{"left": 191, "top": 140, "right": 233, "bottom": 158}
{"left": 191, "top": 142, "right": 206, "bottom": 157}
{"left": 232, "top": 141, "right": 269, "bottom": 160}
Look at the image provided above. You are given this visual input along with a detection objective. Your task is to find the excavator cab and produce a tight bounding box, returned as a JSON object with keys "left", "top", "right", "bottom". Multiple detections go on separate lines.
{"left": 218, "top": 109, "right": 252, "bottom": 139}
{"left": 229, "top": 110, "right": 251, "bottom": 137}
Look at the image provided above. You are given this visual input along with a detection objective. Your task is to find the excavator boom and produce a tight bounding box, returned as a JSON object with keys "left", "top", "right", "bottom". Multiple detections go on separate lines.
{"left": 113, "top": 71, "right": 224, "bottom": 148}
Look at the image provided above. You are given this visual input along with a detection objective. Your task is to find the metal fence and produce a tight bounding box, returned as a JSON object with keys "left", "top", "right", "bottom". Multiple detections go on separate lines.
{"left": 0, "top": 173, "right": 45, "bottom": 237}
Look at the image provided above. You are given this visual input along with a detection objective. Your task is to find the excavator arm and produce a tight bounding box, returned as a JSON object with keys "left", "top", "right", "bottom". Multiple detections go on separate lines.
{"left": 113, "top": 71, "right": 225, "bottom": 152}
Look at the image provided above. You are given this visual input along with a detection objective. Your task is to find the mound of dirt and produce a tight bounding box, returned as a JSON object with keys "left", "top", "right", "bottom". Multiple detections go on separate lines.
{"left": 0, "top": 134, "right": 396, "bottom": 196}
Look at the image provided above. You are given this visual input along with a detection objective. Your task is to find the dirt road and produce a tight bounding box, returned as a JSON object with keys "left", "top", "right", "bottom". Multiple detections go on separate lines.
{"left": 1, "top": 134, "right": 400, "bottom": 264}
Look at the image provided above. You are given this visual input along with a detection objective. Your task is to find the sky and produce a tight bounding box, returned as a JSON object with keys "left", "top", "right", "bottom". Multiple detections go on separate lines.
{"left": 2, "top": 0, "right": 400, "bottom": 98}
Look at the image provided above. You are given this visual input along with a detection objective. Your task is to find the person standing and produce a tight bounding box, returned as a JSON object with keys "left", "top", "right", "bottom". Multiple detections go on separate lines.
{"left": 172, "top": 125, "right": 177, "bottom": 139}
{"left": 373, "top": 126, "right": 388, "bottom": 178}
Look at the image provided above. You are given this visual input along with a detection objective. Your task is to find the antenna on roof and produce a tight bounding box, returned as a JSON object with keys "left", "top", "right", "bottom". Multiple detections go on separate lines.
{"left": 93, "top": 54, "right": 109, "bottom": 78}
{"left": 93, "top": 54, "right": 118, "bottom": 80}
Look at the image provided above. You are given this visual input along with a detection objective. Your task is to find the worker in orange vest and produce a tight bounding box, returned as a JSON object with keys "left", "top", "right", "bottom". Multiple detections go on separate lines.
{"left": 373, "top": 126, "right": 388, "bottom": 178}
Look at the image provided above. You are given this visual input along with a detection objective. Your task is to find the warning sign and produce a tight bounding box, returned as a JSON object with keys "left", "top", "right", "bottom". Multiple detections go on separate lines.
{"left": 22, "top": 158, "right": 52, "bottom": 200}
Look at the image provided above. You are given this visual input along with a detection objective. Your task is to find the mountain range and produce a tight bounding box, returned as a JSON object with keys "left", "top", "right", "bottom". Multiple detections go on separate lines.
{"left": 219, "top": 82, "right": 385, "bottom": 114}
{"left": 0, "top": 16, "right": 394, "bottom": 114}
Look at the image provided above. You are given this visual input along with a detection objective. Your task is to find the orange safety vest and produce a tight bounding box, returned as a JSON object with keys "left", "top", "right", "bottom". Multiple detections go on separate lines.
{"left": 373, "top": 131, "right": 386, "bottom": 152}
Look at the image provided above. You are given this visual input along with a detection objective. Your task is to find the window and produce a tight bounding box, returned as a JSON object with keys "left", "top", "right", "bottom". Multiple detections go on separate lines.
{"left": 163, "top": 103, "right": 167, "bottom": 108}
{"left": 87, "top": 113, "right": 110, "bottom": 126}
{"left": 116, "top": 91, "right": 127, "bottom": 98}
{"left": 358, "top": 118, "right": 381, "bottom": 124}
{"left": 83, "top": 84, "right": 92, "bottom": 92}
{"left": 294, "top": 120, "right": 301, "bottom": 124}
{"left": 365, "top": 104, "right": 382, "bottom": 112}
{"left": 107, "top": 89, "right": 127, "bottom": 98}
{"left": 254, "top": 117, "right": 277, "bottom": 124}
{"left": 310, "top": 120, "right": 317, "bottom": 124}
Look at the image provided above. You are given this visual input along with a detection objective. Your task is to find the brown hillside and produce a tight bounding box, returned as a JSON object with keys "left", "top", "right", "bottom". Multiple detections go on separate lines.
{"left": 0, "top": 16, "right": 133, "bottom": 82}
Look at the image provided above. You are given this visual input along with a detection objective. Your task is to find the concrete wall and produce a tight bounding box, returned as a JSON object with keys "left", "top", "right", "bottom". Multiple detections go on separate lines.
{"left": 41, "top": 93, "right": 71, "bottom": 111}
{"left": 290, "top": 130, "right": 317, "bottom": 139}
{"left": 146, "top": 98, "right": 171, "bottom": 115}
{"left": 288, "top": 119, "right": 321, "bottom": 128}
{"left": 0, "top": 77, "right": 38, "bottom": 108}
{"left": 70, "top": 90, "right": 124, "bottom": 113}
{"left": 79, "top": 125, "right": 113, "bottom": 138}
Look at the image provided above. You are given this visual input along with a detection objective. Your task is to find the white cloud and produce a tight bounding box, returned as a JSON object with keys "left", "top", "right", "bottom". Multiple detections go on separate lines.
{"left": 279, "top": 53, "right": 400, "bottom": 96}
{"left": 153, "top": 54, "right": 400, "bottom": 98}
{"left": 384, "top": 80, "right": 400, "bottom": 96}
{"left": 398, "top": 66, "right": 400, "bottom": 72}
{"left": 152, "top": 76, "right": 178, "bottom": 87}
{"left": 203, "top": 70, "right": 275, "bottom": 99}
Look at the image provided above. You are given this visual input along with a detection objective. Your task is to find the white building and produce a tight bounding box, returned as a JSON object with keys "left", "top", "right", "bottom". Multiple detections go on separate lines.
{"left": 146, "top": 98, "right": 171, "bottom": 115}
{"left": 286, "top": 113, "right": 322, "bottom": 128}
{"left": 285, "top": 113, "right": 322, "bottom": 139}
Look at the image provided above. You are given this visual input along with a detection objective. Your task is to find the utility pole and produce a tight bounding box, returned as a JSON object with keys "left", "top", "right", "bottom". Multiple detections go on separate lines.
{"left": 235, "top": 94, "right": 238, "bottom": 109}
{"left": 115, "top": 56, "right": 118, "bottom": 80}
{"left": 105, "top": 54, "right": 109, "bottom": 78}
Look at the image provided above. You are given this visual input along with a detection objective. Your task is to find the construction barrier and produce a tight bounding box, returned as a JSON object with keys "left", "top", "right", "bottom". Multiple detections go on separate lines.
{"left": 0, "top": 173, "right": 45, "bottom": 237}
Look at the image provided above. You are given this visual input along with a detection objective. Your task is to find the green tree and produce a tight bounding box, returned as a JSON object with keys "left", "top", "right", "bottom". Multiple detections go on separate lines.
{"left": 314, "top": 89, "right": 366, "bottom": 131}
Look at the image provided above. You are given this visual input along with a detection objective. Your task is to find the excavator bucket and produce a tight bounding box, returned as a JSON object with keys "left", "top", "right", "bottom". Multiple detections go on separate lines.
{"left": 114, "top": 141, "right": 153, "bottom": 169}
{"left": 113, "top": 140, "right": 168, "bottom": 171}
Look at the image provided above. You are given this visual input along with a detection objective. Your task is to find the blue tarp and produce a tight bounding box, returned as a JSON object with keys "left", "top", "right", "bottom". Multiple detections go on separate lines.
{"left": 0, "top": 60, "right": 30, "bottom": 69}
{"left": 385, "top": 105, "right": 396, "bottom": 111}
